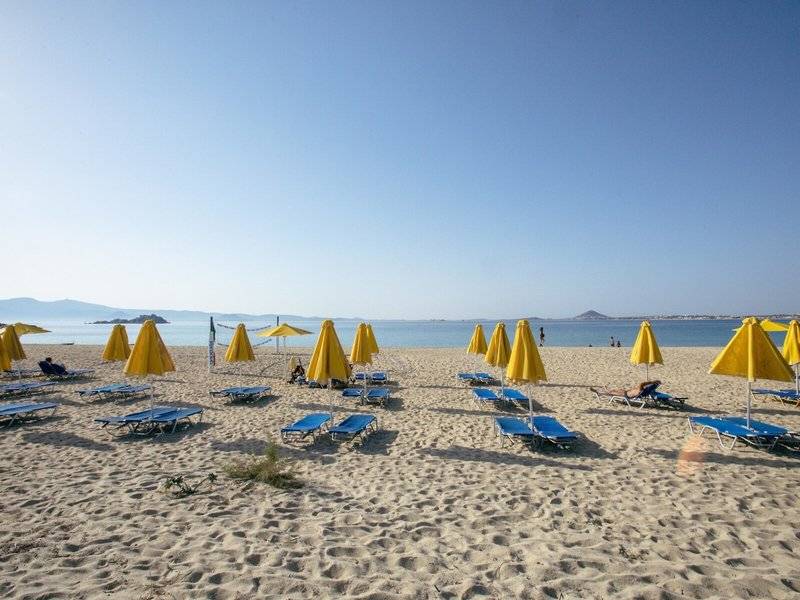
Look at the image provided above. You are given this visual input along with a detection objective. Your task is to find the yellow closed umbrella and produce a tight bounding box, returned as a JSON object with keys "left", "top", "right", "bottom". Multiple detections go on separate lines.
{"left": 365, "top": 324, "right": 379, "bottom": 356}
{"left": 485, "top": 322, "right": 511, "bottom": 388}
{"left": 710, "top": 316, "right": 793, "bottom": 427}
{"left": 782, "top": 320, "right": 800, "bottom": 393}
{"left": 506, "top": 319, "right": 547, "bottom": 422}
{"left": 351, "top": 323, "right": 373, "bottom": 398}
{"left": 124, "top": 320, "right": 175, "bottom": 411}
{"left": 2, "top": 326, "right": 26, "bottom": 361}
{"left": 10, "top": 323, "right": 50, "bottom": 336}
{"left": 308, "top": 320, "right": 352, "bottom": 418}
{"left": 629, "top": 320, "right": 663, "bottom": 379}
{"left": 225, "top": 323, "right": 256, "bottom": 362}
{"left": 0, "top": 332, "right": 11, "bottom": 372}
{"left": 467, "top": 324, "right": 488, "bottom": 355}
{"left": 103, "top": 324, "right": 131, "bottom": 362}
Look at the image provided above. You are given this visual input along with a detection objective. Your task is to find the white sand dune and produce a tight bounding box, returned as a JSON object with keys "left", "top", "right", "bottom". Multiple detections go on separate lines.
{"left": 1, "top": 345, "right": 799, "bottom": 599}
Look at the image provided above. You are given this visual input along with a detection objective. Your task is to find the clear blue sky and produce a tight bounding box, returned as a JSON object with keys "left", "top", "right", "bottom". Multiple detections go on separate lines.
{"left": 2, "top": 1, "right": 798, "bottom": 319}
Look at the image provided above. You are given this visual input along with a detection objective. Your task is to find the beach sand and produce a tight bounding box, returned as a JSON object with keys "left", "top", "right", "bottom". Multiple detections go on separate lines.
{"left": 1, "top": 345, "right": 799, "bottom": 599}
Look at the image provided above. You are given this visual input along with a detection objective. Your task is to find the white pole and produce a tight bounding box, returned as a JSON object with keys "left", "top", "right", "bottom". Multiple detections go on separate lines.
{"left": 746, "top": 380, "right": 752, "bottom": 429}
{"left": 329, "top": 378, "right": 334, "bottom": 421}
{"left": 528, "top": 382, "right": 534, "bottom": 426}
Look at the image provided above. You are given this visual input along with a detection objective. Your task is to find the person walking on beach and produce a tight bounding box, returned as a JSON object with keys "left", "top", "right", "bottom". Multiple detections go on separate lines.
{"left": 539, "top": 327, "right": 545, "bottom": 347}
{"left": 609, "top": 336, "right": 615, "bottom": 347}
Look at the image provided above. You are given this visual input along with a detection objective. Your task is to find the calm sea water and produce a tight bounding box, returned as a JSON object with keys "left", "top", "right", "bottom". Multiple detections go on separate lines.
{"left": 18, "top": 318, "right": 774, "bottom": 349}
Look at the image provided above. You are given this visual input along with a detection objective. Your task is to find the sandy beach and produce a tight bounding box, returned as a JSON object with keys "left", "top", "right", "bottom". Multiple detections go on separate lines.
{"left": 2, "top": 345, "right": 799, "bottom": 599}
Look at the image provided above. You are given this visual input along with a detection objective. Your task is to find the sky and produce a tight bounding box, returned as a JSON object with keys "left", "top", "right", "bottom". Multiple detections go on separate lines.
{"left": 1, "top": 1, "right": 798, "bottom": 319}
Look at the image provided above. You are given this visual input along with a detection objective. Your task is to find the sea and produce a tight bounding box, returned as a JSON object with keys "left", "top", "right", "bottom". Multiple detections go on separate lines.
{"left": 16, "top": 318, "right": 776, "bottom": 349}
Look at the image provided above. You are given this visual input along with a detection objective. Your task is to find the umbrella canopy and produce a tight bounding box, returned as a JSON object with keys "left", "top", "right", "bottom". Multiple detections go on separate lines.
{"left": 102, "top": 324, "right": 131, "bottom": 362}
{"left": 224, "top": 323, "right": 256, "bottom": 362}
{"left": 709, "top": 316, "right": 793, "bottom": 427}
{"left": 308, "top": 320, "right": 351, "bottom": 419}
{"left": 350, "top": 323, "right": 373, "bottom": 366}
{"left": 9, "top": 323, "right": 51, "bottom": 336}
{"left": 124, "top": 320, "right": 176, "bottom": 377}
{"left": 307, "top": 320, "right": 352, "bottom": 383}
{"left": 257, "top": 323, "right": 312, "bottom": 338}
{"left": 365, "top": 324, "right": 379, "bottom": 355}
{"left": 0, "top": 332, "right": 11, "bottom": 371}
{"left": 759, "top": 318, "right": 789, "bottom": 332}
{"left": 466, "top": 324, "right": 488, "bottom": 355}
{"left": 782, "top": 320, "right": 800, "bottom": 393}
{"left": 506, "top": 320, "right": 547, "bottom": 384}
{"left": 630, "top": 320, "right": 663, "bottom": 378}
{"left": 2, "top": 326, "right": 26, "bottom": 361}
{"left": 485, "top": 323, "right": 511, "bottom": 369}
{"left": 506, "top": 319, "right": 547, "bottom": 423}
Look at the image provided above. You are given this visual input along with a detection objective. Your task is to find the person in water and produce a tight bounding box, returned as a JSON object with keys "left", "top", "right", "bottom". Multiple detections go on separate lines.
{"left": 539, "top": 327, "right": 545, "bottom": 347}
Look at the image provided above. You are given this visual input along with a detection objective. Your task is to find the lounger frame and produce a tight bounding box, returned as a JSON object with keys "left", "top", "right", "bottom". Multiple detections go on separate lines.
{"left": 0, "top": 402, "right": 59, "bottom": 427}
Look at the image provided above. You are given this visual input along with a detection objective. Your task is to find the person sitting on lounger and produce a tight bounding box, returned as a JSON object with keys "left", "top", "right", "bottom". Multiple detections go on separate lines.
{"left": 44, "top": 357, "right": 68, "bottom": 375}
{"left": 289, "top": 361, "right": 306, "bottom": 384}
{"left": 590, "top": 380, "right": 661, "bottom": 399}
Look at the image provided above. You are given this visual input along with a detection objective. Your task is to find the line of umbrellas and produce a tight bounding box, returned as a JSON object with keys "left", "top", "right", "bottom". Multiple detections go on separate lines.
{"left": 465, "top": 318, "right": 800, "bottom": 431}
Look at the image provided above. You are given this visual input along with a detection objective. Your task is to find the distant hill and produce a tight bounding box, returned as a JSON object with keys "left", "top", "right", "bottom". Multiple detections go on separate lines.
{"left": 573, "top": 310, "right": 609, "bottom": 320}
{"left": 0, "top": 297, "right": 310, "bottom": 323}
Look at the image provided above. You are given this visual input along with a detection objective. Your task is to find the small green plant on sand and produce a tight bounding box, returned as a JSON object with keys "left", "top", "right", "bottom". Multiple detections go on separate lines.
{"left": 162, "top": 473, "right": 217, "bottom": 498}
{"left": 223, "top": 441, "right": 302, "bottom": 489}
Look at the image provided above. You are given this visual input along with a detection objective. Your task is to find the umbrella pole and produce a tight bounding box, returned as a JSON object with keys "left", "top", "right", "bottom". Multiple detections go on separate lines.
{"left": 528, "top": 383, "right": 534, "bottom": 426}
{"left": 329, "top": 378, "right": 334, "bottom": 421}
{"left": 793, "top": 363, "right": 799, "bottom": 394}
{"left": 746, "top": 380, "right": 752, "bottom": 429}
{"left": 646, "top": 363, "right": 649, "bottom": 381}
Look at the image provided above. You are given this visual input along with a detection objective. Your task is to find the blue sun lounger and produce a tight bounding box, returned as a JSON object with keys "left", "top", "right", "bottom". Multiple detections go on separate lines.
{"left": 458, "top": 372, "right": 493, "bottom": 385}
{"left": 0, "top": 401, "right": 59, "bottom": 426}
{"left": 280, "top": 413, "right": 331, "bottom": 442}
{"left": 531, "top": 416, "right": 579, "bottom": 449}
{"left": 720, "top": 417, "right": 800, "bottom": 449}
{"left": 472, "top": 387, "right": 502, "bottom": 404}
{"left": 364, "top": 387, "right": 390, "bottom": 407}
{"left": 500, "top": 388, "right": 528, "bottom": 403}
{"left": 752, "top": 388, "right": 800, "bottom": 407}
{"left": 95, "top": 405, "right": 203, "bottom": 435}
{"left": 328, "top": 414, "right": 378, "bottom": 445}
{"left": 0, "top": 381, "right": 57, "bottom": 398}
{"left": 210, "top": 386, "right": 271, "bottom": 402}
{"left": 592, "top": 382, "right": 662, "bottom": 409}
{"left": 646, "top": 390, "right": 688, "bottom": 410}
{"left": 38, "top": 361, "right": 94, "bottom": 380}
{"left": 494, "top": 416, "right": 536, "bottom": 446}
{"left": 342, "top": 387, "right": 364, "bottom": 398}
{"left": 78, "top": 383, "right": 152, "bottom": 401}
{"left": 688, "top": 416, "right": 777, "bottom": 450}
{"left": 354, "top": 372, "right": 389, "bottom": 383}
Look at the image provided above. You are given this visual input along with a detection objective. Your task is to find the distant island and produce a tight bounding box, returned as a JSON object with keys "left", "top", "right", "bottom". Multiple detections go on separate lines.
{"left": 91, "top": 314, "right": 169, "bottom": 325}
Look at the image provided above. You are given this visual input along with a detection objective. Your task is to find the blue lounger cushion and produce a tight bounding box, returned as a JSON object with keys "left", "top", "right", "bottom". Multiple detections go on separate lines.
{"left": 475, "top": 372, "right": 493, "bottom": 380}
{"left": 531, "top": 416, "right": 578, "bottom": 444}
{"left": 495, "top": 416, "right": 535, "bottom": 439}
{"left": 721, "top": 417, "right": 789, "bottom": 437}
{"left": 329, "top": 414, "right": 377, "bottom": 440}
{"left": 281, "top": 413, "right": 331, "bottom": 436}
{"left": 501, "top": 388, "right": 528, "bottom": 401}
{"left": 342, "top": 388, "right": 364, "bottom": 397}
{"left": 0, "top": 402, "right": 59, "bottom": 425}
{"left": 752, "top": 389, "right": 800, "bottom": 400}
{"left": 367, "top": 388, "right": 389, "bottom": 399}
{"left": 79, "top": 383, "right": 128, "bottom": 396}
{"left": 150, "top": 407, "right": 203, "bottom": 423}
{"left": 473, "top": 388, "right": 501, "bottom": 402}
{"left": 282, "top": 413, "right": 331, "bottom": 433}
{"left": 457, "top": 372, "right": 476, "bottom": 380}
{"left": 688, "top": 415, "right": 775, "bottom": 450}
{"left": 95, "top": 406, "right": 176, "bottom": 425}
{"left": 370, "top": 372, "right": 387, "bottom": 381}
